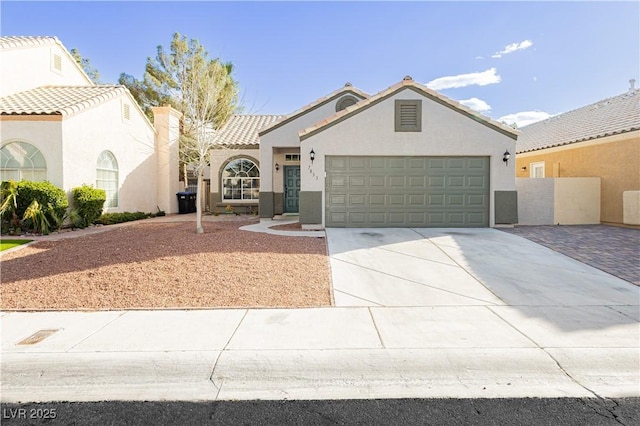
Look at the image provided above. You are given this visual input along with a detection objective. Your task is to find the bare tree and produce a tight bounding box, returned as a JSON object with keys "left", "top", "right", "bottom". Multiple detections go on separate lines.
{"left": 180, "top": 54, "right": 237, "bottom": 233}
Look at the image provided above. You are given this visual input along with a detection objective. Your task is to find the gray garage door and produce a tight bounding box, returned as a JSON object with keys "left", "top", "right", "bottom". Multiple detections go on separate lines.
{"left": 325, "top": 156, "right": 489, "bottom": 227}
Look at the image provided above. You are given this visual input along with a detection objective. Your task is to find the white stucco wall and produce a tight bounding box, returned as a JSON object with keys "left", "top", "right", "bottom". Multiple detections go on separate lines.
{"left": 0, "top": 119, "right": 64, "bottom": 187}
{"left": 300, "top": 88, "right": 517, "bottom": 227}
{"left": 0, "top": 41, "right": 92, "bottom": 96}
{"left": 259, "top": 93, "right": 362, "bottom": 192}
{"left": 62, "top": 94, "right": 158, "bottom": 213}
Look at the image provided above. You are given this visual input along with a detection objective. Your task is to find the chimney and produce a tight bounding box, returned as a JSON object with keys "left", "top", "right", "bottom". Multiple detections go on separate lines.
{"left": 630, "top": 79, "right": 636, "bottom": 92}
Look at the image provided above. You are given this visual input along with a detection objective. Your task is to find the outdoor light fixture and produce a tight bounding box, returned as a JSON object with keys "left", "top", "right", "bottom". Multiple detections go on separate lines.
{"left": 275, "top": 163, "right": 279, "bottom": 172}
{"left": 521, "top": 166, "right": 527, "bottom": 171}
{"left": 310, "top": 148, "right": 316, "bottom": 164}
{"left": 503, "top": 150, "right": 511, "bottom": 166}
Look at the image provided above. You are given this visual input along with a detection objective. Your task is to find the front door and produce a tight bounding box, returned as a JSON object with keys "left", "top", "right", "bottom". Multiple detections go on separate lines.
{"left": 284, "top": 166, "right": 300, "bottom": 213}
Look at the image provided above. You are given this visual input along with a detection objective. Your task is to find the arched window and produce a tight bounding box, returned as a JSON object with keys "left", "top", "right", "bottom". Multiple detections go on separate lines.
{"left": 96, "top": 151, "right": 119, "bottom": 208}
{"left": 222, "top": 158, "right": 259, "bottom": 200}
{"left": 0, "top": 141, "right": 47, "bottom": 182}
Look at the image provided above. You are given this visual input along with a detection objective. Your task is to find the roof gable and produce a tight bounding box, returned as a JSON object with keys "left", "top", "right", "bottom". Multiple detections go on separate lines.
{"left": 299, "top": 77, "right": 519, "bottom": 141}
{"left": 517, "top": 89, "right": 640, "bottom": 153}
{"left": 258, "top": 83, "right": 369, "bottom": 137}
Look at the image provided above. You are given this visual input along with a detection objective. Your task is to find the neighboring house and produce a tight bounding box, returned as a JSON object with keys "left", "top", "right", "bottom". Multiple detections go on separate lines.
{"left": 257, "top": 77, "right": 519, "bottom": 228}
{"left": 0, "top": 36, "right": 181, "bottom": 214}
{"left": 516, "top": 82, "right": 640, "bottom": 225}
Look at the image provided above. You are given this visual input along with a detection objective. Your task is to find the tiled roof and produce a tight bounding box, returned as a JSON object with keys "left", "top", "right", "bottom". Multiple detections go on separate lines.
{"left": 0, "top": 36, "right": 59, "bottom": 49}
{"left": 517, "top": 89, "right": 640, "bottom": 153}
{"left": 299, "top": 76, "right": 519, "bottom": 141}
{"left": 214, "top": 114, "right": 284, "bottom": 148}
{"left": 0, "top": 85, "right": 129, "bottom": 116}
{"left": 258, "top": 83, "right": 369, "bottom": 136}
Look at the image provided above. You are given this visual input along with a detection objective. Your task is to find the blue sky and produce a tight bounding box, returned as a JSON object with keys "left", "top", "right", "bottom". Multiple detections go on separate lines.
{"left": 2, "top": 1, "right": 639, "bottom": 126}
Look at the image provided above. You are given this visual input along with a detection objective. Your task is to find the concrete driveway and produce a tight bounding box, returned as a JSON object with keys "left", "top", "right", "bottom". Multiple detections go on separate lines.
{"left": 326, "top": 228, "right": 637, "bottom": 307}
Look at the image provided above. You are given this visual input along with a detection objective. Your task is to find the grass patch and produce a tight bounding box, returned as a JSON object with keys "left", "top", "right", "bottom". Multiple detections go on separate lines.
{"left": 0, "top": 239, "right": 32, "bottom": 251}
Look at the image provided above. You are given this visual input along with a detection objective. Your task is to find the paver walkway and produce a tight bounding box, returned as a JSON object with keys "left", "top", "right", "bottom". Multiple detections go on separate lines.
{"left": 500, "top": 225, "right": 640, "bottom": 286}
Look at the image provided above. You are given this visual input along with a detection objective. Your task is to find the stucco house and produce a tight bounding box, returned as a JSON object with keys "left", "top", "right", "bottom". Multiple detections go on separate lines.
{"left": 516, "top": 81, "right": 640, "bottom": 225}
{"left": 0, "top": 36, "right": 181, "bottom": 214}
{"left": 251, "top": 77, "right": 519, "bottom": 228}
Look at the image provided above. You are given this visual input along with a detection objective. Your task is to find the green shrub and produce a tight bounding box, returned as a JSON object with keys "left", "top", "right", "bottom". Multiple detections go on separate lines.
{"left": 14, "top": 181, "right": 68, "bottom": 229}
{"left": 95, "top": 211, "right": 152, "bottom": 225}
{"left": 72, "top": 185, "right": 106, "bottom": 228}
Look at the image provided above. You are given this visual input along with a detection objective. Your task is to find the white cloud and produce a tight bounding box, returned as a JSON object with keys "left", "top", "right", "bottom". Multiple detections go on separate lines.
{"left": 426, "top": 68, "right": 501, "bottom": 90}
{"left": 459, "top": 97, "right": 492, "bottom": 113}
{"left": 492, "top": 40, "right": 533, "bottom": 59}
{"left": 498, "top": 111, "right": 552, "bottom": 128}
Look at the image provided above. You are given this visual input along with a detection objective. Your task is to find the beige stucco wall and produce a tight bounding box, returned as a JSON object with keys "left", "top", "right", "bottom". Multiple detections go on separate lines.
{"left": 152, "top": 106, "right": 181, "bottom": 214}
{"left": 300, "top": 87, "right": 517, "bottom": 227}
{"left": 516, "top": 131, "right": 640, "bottom": 224}
{"left": 0, "top": 41, "right": 92, "bottom": 96}
{"left": 517, "top": 177, "right": 601, "bottom": 225}
{"left": 259, "top": 95, "right": 354, "bottom": 192}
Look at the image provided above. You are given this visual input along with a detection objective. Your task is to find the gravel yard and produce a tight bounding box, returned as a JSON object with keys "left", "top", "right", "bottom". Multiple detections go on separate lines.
{"left": 1, "top": 219, "right": 332, "bottom": 310}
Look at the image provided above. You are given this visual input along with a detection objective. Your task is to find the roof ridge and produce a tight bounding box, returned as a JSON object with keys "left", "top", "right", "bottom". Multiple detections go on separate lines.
{"left": 0, "top": 36, "right": 59, "bottom": 49}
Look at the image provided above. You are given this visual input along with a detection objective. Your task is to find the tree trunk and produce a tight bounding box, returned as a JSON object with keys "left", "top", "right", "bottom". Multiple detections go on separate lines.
{"left": 195, "top": 170, "right": 204, "bottom": 234}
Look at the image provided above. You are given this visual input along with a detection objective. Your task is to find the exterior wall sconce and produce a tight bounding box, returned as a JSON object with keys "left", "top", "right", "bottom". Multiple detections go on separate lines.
{"left": 503, "top": 150, "right": 511, "bottom": 166}
{"left": 275, "top": 163, "right": 279, "bottom": 172}
{"left": 521, "top": 166, "right": 527, "bottom": 171}
{"left": 310, "top": 148, "right": 316, "bottom": 164}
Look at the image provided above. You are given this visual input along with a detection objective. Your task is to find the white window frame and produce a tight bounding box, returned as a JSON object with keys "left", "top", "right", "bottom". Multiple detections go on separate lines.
{"left": 0, "top": 141, "right": 47, "bottom": 182}
{"left": 96, "top": 151, "right": 119, "bottom": 208}
{"left": 284, "top": 154, "right": 300, "bottom": 162}
{"left": 221, "top": 158, "right": 260, "bottom": 202}
{"left": 530, "top": 162, "right": 545, "bottom": 178}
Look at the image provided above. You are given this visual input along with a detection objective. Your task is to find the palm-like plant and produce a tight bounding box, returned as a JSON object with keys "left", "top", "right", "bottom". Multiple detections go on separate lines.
{"left": 22, "top": 200, "right": 51, "bottom": 235}
{"left": 0, "top": 180, "right": 20, "bottom": 230}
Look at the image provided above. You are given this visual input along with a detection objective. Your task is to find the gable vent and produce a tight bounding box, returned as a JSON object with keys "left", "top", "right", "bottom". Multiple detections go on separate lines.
{"left": 123, "top": 104, "right": 131, "bottom": 121}
{"left": 395, "top": 100, "right": 422, "bottom": 132}
{"left": 400, "top": 103, "right": 418, "bottom": 126}
{"left": 53, "top": 54, "right": 62, "bottom": 71}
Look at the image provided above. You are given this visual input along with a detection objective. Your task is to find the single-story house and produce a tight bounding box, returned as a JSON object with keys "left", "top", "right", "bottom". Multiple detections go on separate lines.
{"left": 516, "top": 81, "right": 640, "bottom": 225}
{"left": 0, "top": 36, "right": 181, "bottom": 214}
{"left": 256, "top": 77, "right": 519, "bottom": 228}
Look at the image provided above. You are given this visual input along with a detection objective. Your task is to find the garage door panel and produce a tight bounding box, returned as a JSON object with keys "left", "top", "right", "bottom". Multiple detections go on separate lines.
{"left": 326, "top": 156, "right": 489, "bottom": 227}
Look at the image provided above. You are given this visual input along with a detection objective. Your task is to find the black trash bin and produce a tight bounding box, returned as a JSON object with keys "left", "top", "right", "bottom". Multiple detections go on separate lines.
{"left": 176, "top": 192, "right": 197, "bottom": 214}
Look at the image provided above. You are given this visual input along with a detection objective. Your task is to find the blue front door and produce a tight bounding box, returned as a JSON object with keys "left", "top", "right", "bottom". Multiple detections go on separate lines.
{"left": 284, "top": 166, "right": 300, "bottom": 213}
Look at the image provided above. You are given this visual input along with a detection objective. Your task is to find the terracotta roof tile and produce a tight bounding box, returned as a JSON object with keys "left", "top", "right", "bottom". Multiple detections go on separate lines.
{"left": 0, "top": 86, "right": 129, "bottom": 116}
{"left": 517, "top": 89, "right": 640, "bottom": 153}
{"left": 214, "top": 114, "right": 285, "bottom": 148}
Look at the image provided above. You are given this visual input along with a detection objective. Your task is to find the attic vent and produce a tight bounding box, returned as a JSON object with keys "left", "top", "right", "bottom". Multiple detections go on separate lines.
{"left": 123, "top": 104, "right": 131, "bottom": 121}
{"left": 53, "top": 54, "right": 62, "bottom": 71}
{"left": 395, "top": 100, "right": 422, "bottom": 132}
{"left": 336, "top": 95, "right": 358, "bottom": 112}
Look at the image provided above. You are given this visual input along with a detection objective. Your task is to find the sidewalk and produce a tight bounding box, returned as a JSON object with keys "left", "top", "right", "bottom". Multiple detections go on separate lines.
{"left": 1, "top": 222, "right": 638, "bottom": 402}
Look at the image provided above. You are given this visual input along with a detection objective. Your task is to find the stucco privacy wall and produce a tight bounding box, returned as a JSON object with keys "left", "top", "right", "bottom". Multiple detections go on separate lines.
{"left": 0, "top": 119, "right": 64, "bottom": 187}
{"left": 299, "top": 87, "right": 517, "bottom": 228}
{"left": 152, "top": 106, "right": 181, "bottom": 214}
{"left": 210, "top": 147, "right": 259, "bottom": 205}
{"left": 0, "top": 38, "right": 91, "bottom": 97}
{"left": 516, "top": 177, "right": 601, "bottom": 225}
{"left": 516, "top": 131, "right": 640, "bottom": 224}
